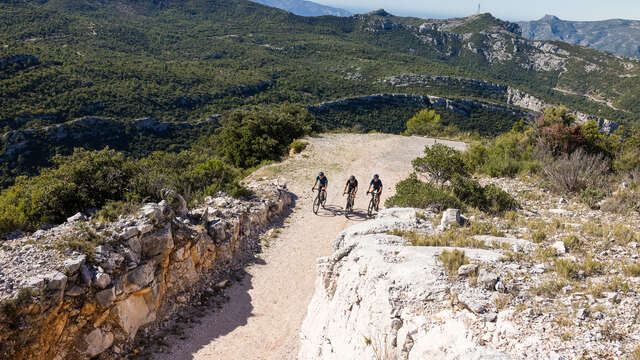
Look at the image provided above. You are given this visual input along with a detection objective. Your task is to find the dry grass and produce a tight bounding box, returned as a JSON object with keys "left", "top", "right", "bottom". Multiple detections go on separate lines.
{"left": 531, "top": 279, "right": 567, "bottom": 297}
{"left": 624, "top": 263, "right": 640, "bottom": 277}
{"left": 493, "top": 294, "right": 513, "bottom": 310}
{"left": 438, "top": 249, "right": 469, "bottom": 277}
{"left": 397, "top": 220, "right": 503, "bottom": 249}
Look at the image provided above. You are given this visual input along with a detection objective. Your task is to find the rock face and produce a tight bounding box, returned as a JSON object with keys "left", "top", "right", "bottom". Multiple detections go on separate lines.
{"left": 299, "top": 208, "right": 509, "bottom": 360}
{"left": 309, "top": 93, "right": 536, "bottom": 120}
{"left": 0, "top": 184, "right": 292, "bottom": 359}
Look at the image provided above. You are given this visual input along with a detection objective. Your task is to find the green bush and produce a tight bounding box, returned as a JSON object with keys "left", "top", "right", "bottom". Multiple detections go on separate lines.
{"left": 451, "top": 175, "right": 519, "bottom": 214}
{"left": 412, "top": 143, "right": 469, "bottom": 187}
{"left": 466, "top": 128, "right": 538, "bottom": 177}
{"left": 0, "top": 148, "right": 134, "bottom": 233}
{"left": 385, "top": 173, "right": 463, "bottom": 210}
{"left": 290, "top": 139, "right": 309, "bottom": 154}
{"left": 217, "top": 104, "right": 313, "bottom": 168}
{"left": 579, "top": 188, "right": 605, "bottom": 209}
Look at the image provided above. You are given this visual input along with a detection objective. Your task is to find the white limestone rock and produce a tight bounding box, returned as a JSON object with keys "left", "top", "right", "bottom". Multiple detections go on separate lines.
{"left": 299, "top": 209, "right": 508, "bottom": 360}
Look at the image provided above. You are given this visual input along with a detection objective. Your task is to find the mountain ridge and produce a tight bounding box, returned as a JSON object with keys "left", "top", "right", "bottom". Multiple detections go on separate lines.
{"left": 250, "top": 0, "right": 351, "bottom": 16}
{"left": 518, "top": 15, "right": 640, "bottom": 58}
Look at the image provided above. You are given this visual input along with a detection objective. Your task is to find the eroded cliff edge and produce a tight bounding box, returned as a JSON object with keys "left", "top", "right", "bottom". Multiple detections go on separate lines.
{"left": 0, "top": 183, "right": 292, "bottom": 359}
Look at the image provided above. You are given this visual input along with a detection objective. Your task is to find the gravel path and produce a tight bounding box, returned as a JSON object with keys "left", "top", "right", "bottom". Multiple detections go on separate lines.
{"left": 153, "top": 134, "right": 466, "bottom": 360}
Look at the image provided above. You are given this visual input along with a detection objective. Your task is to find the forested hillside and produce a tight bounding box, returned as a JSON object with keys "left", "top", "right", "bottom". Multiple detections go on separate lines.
{"left": 1, "top": 0, "right": 639, "bottom": 186}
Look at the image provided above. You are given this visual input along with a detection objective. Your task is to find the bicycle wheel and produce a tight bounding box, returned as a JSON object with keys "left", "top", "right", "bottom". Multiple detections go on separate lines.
{"left": 313, "top": 194, "right": 320, "bottom": 214}
{"left": 345, "top": 197, "right": 350, "bottom": 217}
{"left": 367, "top": 197, "right": 375, "bottom": 217}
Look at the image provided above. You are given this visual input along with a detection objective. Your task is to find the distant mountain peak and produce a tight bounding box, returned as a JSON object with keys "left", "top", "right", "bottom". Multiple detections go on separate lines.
{"left": 367, "top": 9, "right": 390, "bottom": 17}
{"left": 540, "top": 14, "right": 560, "bottom": 22}
{"left": 250, "top": 0, "right": 351, "bottom": 17}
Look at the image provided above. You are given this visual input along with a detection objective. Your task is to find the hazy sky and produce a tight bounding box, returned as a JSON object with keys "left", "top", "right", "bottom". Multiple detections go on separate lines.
{"left": 314, "top": 0, "right": 640, "bottom": 21}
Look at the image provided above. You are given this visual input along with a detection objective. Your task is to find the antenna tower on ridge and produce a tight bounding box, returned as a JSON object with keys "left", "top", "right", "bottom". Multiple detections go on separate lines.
{"left": 477, "top": 3, "right": 481, "bottom": 14}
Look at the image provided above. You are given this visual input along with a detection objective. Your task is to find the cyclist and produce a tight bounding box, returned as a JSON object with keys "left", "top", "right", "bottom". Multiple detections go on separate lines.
{"left": 367, "top": 174, "right": 383, "bottom": 209}
{"left": 312, "top": 172, "right": 328, "bottom": 205}
{"left": 343, "top": 175, "right": 359, "bottom": 199}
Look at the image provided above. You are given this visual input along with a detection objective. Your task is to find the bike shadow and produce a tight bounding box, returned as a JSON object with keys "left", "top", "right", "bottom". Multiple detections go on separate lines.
{"left": 345, "top": 208, "right": 372, "bottom": 221}
{"left": 314, "top": 204, "right": 344, "bottom": 217}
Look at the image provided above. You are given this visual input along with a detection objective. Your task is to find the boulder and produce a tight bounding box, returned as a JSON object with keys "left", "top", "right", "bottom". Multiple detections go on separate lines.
{"left": 67, "top": 212, "right": 87, "bottom": 223}
{"left": 113, "top": 292, "right": 156, "bottom": 339}
{"left": 84, "top": 328, "right": 114, "bottom": 357}
{"left": 140, "top": 225, "right": 174, "bottom": 258}
{"left": 94, "top": 271, "right": 111, "bottom": 290}
{"left": 63, "top": 255, "right": 86, "bottom": 273}
{"left": 477, "top": 269, "right": 499, "bottom": 291}
{"left": 45, "top": 271, "right": 67, "bottom": 291}
{"left": 119, "top": 226, "right": 139, "bottom": 240}
{"left": 126, "top": 262, "right": 156, "bottom": 291}
{"left": 96, "top": 287, "right": 116, "bottom": 307}
{"left": 457, "top": 263, "right": 478, "bottom": 276}
{"left": 80, "top": 265, "right": 93, "bottom": 286}
{"left": 24, "top": 276, "right": 45, "bottom": 290}
{"left": 439, "top": 208, "right": 465, "bottom": 230}
{"left": 551, "top": 241, "right": 566, "bottom": 255}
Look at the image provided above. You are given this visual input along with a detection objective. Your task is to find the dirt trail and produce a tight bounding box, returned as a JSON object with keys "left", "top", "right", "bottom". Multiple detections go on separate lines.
{"left": 154, "top": 134, "right": 466, "bottom": 360}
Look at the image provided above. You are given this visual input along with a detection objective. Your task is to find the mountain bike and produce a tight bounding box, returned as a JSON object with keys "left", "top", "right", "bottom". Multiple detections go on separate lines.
{"left": 367, "top": 190, "right": 380, "bottom": 217}
{"left": 312, "top": 187, "right": 327, "bottom": 214}
{"left": 344, "top": 191, "right": 355, "bottom": 216}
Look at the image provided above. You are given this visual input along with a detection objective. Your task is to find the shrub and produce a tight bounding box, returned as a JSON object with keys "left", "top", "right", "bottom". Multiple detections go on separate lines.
{"left": 531, "top": 279, "right": 567, "bottom": 297}
{"left": 600, "top": 189, "right": 640, "bottom": 214}
{"left": 0, "top": 148, "right": 135, "bottom": 233}
{"left": 217, "top": 104, "right": 312, "bottom": 168}
{"left": 579, "top": 188, "right": 605, "bottom": 209}
{"left": 466, "top": 129, "right": 538, "bottom": 178}
{"left": 290, "top": 139, "right": 309, "bottom": 154}
{"left": 405, "top": 109, "right": 443, "bottom": 136}
{"left": 555, "top": 259, "right": 579, "bottom": 279}
{"left": 412, "top": 144, "right": 469, "bottom": 188}
{"left": 451, "top": 175, "right": 518, "bottom": 214}
{"left": 582, "top": 255, "right": 604, "bottom": 276}
{"left": 94, "top": 201, "right": 139, "bottom": 224}
{"left": 624, "top": 263, "right": 640, "bottom": 277}
{"left": 385, "top": 173, "right": 463, "bottom": 211}
{"left": 53, "top": 222, "right": 104, "bottom": 259}
{"left": 483, "top": 184, "right": 519, "bottom": 214}
{"left": 542, "top": 148, "right": 609, "bottom": 194}
{"left": 438, "top": 249, "right": 469, "bottom": 276}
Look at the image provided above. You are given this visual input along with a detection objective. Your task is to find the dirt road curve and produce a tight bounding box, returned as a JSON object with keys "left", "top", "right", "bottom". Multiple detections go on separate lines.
{"left": 154, "top": 134, "right": 466, "bottom": 360}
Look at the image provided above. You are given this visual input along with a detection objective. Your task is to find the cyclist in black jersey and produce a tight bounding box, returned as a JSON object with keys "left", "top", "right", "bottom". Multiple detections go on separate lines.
{"left": 367, "top": 174, "right": 383, "bottom": 208}
{"left": 343, "top": 175, "right": 358, "bottom": 197}
{"left": 312, "top": 172, "right": 328, "bottom": 199}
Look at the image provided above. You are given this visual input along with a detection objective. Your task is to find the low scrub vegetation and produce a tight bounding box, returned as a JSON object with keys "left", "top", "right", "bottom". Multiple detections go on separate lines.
{"left": 0, "top": 105, "right": 313, "bottom": 235}
{"left": 461, "top": 106, "right": 640, "bottom": 215}
{"left": 387, "top": 144, "right": 518, "bottom": 214}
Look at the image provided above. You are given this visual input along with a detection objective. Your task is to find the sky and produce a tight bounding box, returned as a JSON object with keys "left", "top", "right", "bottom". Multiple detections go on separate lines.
{"left": 314, "top": 0, "right": 640, "bottom": 21}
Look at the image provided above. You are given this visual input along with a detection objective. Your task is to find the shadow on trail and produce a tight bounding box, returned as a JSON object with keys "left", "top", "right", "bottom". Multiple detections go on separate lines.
{"left": 313, "top": 204, "right": 344, "bottom": 217}
{"left": 151, "top": 192, "right": 297, "bottom": 360}
{"left": 344, "top": 208, "right": 371, "bottom": 222}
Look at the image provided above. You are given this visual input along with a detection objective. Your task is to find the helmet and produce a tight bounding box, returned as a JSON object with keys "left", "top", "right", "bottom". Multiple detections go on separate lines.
{"left": 319, "top": 172, "right": 324, "bottom": 177}
{"left": 373, "top": 174, "right": 379, "bottom": 179}
{"left": 349, "top": 175, "right": 355, "bottom": 181}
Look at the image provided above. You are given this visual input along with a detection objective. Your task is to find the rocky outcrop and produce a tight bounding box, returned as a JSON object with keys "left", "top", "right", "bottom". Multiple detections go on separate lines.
{"left": 377, "top": 74, "right": 617, "bottom": 133}
{"left": 0, "top": 184, "right": 292, "bottom": 359}
{"left": 299, "top": 208, "right": 511, "bottom": 360}
{"left": 309, "top": 93, "right": 536, "bottom": 120}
